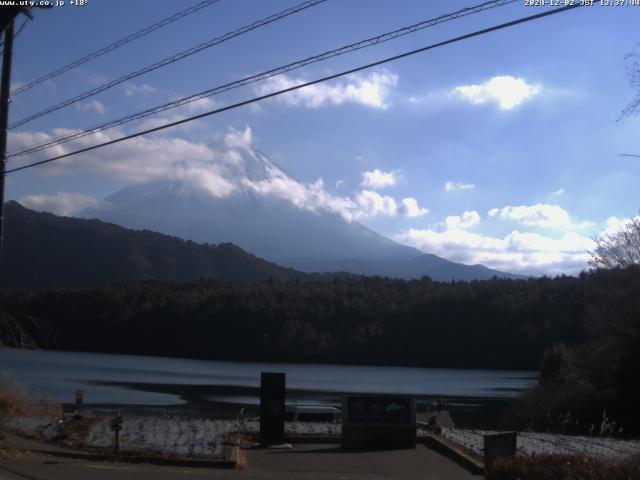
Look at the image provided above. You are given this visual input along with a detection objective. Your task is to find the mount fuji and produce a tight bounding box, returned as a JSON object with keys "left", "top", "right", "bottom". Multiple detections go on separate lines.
{"left": 82, "top": 146, "right": 518, "bottom": 281}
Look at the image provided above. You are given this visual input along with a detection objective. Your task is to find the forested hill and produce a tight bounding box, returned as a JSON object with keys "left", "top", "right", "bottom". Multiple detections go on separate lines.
{"left": 3, "top": 267, "right": 638, "bottom": 371}
{"left": 0, "top": 201, "right": 312, "bottom": 288}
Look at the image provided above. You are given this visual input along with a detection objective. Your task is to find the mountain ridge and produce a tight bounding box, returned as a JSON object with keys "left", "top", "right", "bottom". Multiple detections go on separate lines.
{"left": 0, "top": 201, "right": 315, "bottom": 289}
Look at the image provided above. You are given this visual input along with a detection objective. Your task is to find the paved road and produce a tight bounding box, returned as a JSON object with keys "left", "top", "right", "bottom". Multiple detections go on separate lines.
{"left": 1, "top": 440, "right": 479, "bottom": 480}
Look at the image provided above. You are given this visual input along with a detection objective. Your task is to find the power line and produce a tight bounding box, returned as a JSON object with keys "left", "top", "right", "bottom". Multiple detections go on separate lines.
{"left": 10, "top": 0, "right": 223, "bottom": 96}
{"left": 9, "top": 0, "right": 519, "bottom": 159}
{"left": 8, "top": 0, "right": 328, "bottom": 129}
{"left": 5, "top": 3, "right": 582, "bottom": 175}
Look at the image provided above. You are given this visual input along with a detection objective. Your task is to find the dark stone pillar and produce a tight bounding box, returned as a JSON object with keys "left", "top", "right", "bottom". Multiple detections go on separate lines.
{"left": 484, "top": 432, "right": 517, "bottom": 472}
{"left": 260, "top": 372, "right": 286, "bottom": 446}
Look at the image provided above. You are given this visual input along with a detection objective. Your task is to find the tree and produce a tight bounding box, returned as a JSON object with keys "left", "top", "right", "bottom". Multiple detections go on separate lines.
{"left": 621, "top": 46, "right": 640, "bottom": 118}
{"left": 589, "top": 217, "right": 640, "bottom": 269}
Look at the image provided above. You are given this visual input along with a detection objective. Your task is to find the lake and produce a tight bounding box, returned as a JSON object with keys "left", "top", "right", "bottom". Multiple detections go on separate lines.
{"left": 0, "top": 348, "right": 538, "bottom": 407}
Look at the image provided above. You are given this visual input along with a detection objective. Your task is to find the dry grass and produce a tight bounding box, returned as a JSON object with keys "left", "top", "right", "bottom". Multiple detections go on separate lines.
{"left": 488, "top": 453, "right": 640, "bottom": 480}
{"left": 0, "top": 372, "right": 62, "bottom": 442}
{"left": 0, "top": 385, "right": 28, "bottom": 442}
{"left": 0, "top": 446, "right": 39, "bottom": 461}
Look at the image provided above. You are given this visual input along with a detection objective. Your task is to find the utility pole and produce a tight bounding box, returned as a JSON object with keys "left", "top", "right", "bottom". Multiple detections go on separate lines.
{"left": 0, "top": 18, "right": 15, "bottom": 265}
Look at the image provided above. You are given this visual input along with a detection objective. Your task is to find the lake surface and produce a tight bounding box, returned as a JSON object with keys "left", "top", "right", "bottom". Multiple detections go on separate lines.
{"left": 0, "top": 348, "right": 538, "bottom": 406}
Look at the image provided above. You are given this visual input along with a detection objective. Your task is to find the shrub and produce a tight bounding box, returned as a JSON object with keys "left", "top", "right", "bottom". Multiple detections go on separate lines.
{"left": 0, "top": 373, "right": 61, "bottom": 441}
{"left": 489, "top": 453, "right": 640, "bottom": 480}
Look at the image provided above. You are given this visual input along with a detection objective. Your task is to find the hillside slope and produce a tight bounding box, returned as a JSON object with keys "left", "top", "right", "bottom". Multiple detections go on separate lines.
{"left": 0, "top": 201, "right": 310, "bottom": 288}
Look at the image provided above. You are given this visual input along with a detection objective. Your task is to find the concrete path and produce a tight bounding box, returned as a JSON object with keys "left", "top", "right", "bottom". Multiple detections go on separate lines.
{"left": 1, "top": 435, "right": 480, "bottom": 479}
{"left": 245, "top": 442, "right": 478, "bottom": 479}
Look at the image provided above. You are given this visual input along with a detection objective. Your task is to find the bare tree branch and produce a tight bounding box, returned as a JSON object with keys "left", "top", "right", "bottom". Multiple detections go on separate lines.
{"left": 621, "top": 46, "right": 640, "bottom": 118}
{"left": 589, "top": 216, "right": 640, "bottom": 269}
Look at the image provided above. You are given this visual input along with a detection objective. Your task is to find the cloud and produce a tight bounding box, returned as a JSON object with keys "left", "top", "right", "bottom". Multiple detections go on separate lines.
{"left": 550, "top": 188, "right": 565, "bottom": 197}
{"left": 8, "top": 124, "right": 423, "bottom": 224}
{"left": 18, "top": 192, "right": 105, "bottom": 216}
{"left": 356, "top": 190, "right": 397, "bottom": 217}
{"left": 396, "top": 226, "right": 595, "bottom": 275}
{"left": 600, "top": 215, "right": 640, "bottom": 237}
{"left": 488, "top": 204, "right": 571, "bottom": 229}
{"left": 9, "top": 124, "right": 366, "bottom": 222}
{"left": 224, "top": 126, "right": 253, "bottom": 148}
{"left": 254, "top": 69, "right": 398, "bottom": 109}
{"left": 75, "top": 100, "right": 106, "bottom": 115}
{"left": 444, "top": 210, "right": 480, "bottom": 230}
{"left": 399, "top": 197, "right": 428, "bottom": 218}
{"left": 445, "top": 181, "right": 475, "bottom": 192}
{"left": 244, "top": 175, "right": 360, "bottom": 222}
{"left": 394, "top": 206, "right": 608, "bottom": 275}
{"left": 354, "top": 191, "right": 428, "bottom": 219}
{"left": 124, "top": 82, "right": 156, "bottom": 97}
{"left": 361, "top": 169, "right": 397, "bottom": 189}
{"left": 453, "top": 75, "right": 542, "bottom": 110}
{"left": 9, "top": 127, "right": 238, "bottom": 198}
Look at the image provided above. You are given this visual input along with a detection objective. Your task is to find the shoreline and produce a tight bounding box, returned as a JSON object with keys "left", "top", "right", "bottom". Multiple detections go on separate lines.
{"left": 63, "top": 391, "right": 515, "bottom": 430}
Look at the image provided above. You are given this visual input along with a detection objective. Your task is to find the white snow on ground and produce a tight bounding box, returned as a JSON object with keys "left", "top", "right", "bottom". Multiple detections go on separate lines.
{"left": 8, "top": 416, "right": 637, "bottom": 460}
{"left": 443, "top": 428, "right": 640, "bottom": 458}
{"left": 5, "top": 416, "right": 340, "bottom": 459}
{"left": 83, "top": 417, "right": 229, "bottom": 457}
{"left": 5, "top": 416, "right": 62, "bottom": 441}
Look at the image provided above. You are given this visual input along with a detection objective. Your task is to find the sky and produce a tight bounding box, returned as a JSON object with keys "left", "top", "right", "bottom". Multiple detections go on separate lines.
{"left": 4, "top": 0, "right": 640, "bottom": 276}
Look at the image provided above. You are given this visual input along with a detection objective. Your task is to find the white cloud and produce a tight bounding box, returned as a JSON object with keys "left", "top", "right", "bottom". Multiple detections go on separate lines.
{"left": 395, "top": 206, "right": 605, "bottom": 275}
{"left": 356, "top": 190, "right": 397, "bottom": 217}
{"left": 550, "top": 188, "right": 565, "bottom": 197}
{"left": 353, "top": 191, "right": 428, "bottom": 219}
{"left": 75, "top": 100, "right": 106, "bottom": 115}
{"left": 224, "top": 126, "right": 253, "bottom": 148}
{"left": 361, "top": 169, "right": 397, "bottom": 189}
{"left": 600, "top": 215, "right": 640, "bottom": 237}
{"left": 244, "top": 175, "right": 360, "bottom": 222}
{"left": 445, "top": 181, "right": 475, "bottom": 192}
{"left": 488, "top": 204, "right": 571, "bottom": 229}
{"left": 396, "top": 226, "right": 594, "bottom": 275}
{"left": 123, "top": 82, "right": 156, "bottom": 97}
{"left": 254, "top": 69, "right": 398, "bottom": 109}
{"left": 444, "top": 210, "right": 480, "bottom": 230}
{"left": 7, "top": 125, "right": 419, "bottom": 224}
{"left": 18, "top": 192, "right": 105, "bottom": 216}
{"left": 9, "top": 127, "right": 237, "bottom": 198}
{"left": 399, "top": 197, "right": 428, "bottom": 218}
{"left": 453, "top": 75, "right": 542, "bottom": 110}
{"left": 8, "top": 124, "right": 365, "bottom": 222}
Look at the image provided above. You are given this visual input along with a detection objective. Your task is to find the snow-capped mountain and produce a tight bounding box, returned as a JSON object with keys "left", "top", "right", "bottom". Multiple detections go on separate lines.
{"left": 82, "top": 146, "right": 518, "bottom": 280}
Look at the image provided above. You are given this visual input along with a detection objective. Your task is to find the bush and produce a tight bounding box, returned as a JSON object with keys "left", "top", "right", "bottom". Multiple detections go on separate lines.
{"left": 0, "top": 373, "right": 61, "bottom": 441}
{"left": 489, "top": 453, "right": 640, "bottom": 480}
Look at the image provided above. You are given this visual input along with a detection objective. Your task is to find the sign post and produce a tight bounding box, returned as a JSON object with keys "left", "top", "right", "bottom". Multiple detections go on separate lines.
{"left": 259, "top": 372, "right": 285, "bottom": 446}
{"left": 74, "top": 389, "right": 84, "bottom": 418}
{"left": 110, "top": 414, "right": 123, "bottom": 453}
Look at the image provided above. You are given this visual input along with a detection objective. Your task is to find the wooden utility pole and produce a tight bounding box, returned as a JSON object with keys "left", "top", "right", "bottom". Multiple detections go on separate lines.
{"left": 0, "top": 18, "right": 15, "bottom": 265}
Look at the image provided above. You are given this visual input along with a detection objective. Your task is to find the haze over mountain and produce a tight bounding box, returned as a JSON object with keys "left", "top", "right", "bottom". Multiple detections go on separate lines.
{"left": 81, "top": 145, "right": 520, "bottom": 281}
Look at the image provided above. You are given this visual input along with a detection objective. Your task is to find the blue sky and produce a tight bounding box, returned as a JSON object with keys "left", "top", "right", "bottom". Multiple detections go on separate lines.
{"left": 5, "top": 0, "right": 640, "bottom": 275}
